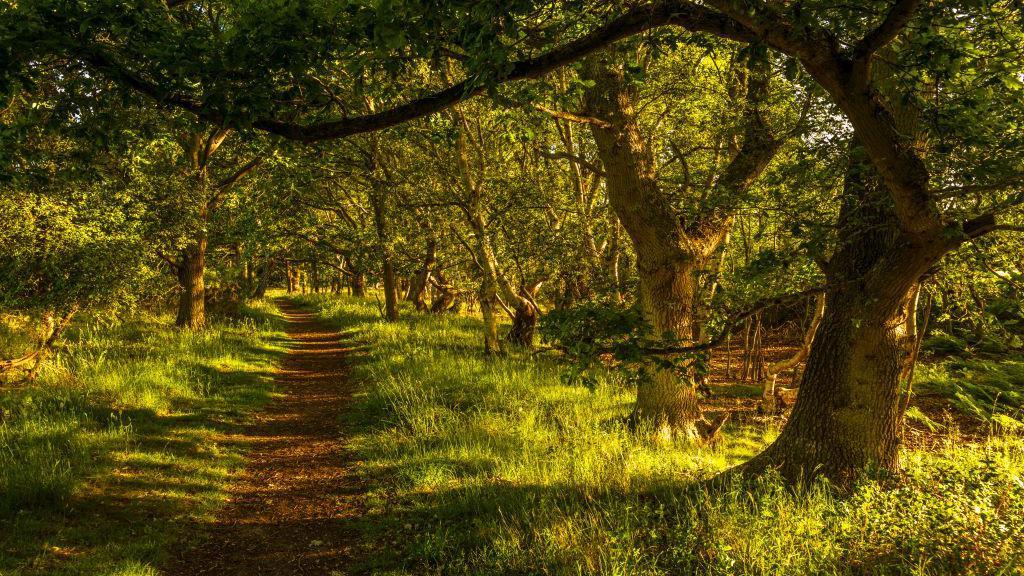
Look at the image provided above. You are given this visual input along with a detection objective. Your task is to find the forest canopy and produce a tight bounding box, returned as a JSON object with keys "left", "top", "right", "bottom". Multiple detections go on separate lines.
{"left": 2, "top": 1, "right": 1024, "bottom": 574}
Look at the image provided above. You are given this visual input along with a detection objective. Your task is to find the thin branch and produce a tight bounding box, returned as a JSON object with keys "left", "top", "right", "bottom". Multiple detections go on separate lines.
{"left": 531, "top": 103, "right": 612, "bottom": 128}
{"left": 215, "top": 156, "right": 263, "bottom": 190}
{"left": 640, "top": 287, "right": 824, "bottom": 355}
{"left": 538, "top": 150, "right": 605, "bottom": 176}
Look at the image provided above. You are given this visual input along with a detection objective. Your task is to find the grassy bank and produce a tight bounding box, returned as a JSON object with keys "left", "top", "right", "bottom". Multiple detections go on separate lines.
{"left": 0, "top": 301, "right": 285, "bottom": 576}
{"left": 297, "top": 293, "right": 1024, "bottom": 576}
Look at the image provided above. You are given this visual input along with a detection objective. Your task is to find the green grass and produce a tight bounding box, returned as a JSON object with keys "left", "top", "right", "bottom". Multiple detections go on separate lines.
{"left": 0, "top": 300, "right": 286, "bottom": 576}
{"left": 297, "top": 293, "right": 1024, "bottom": 576}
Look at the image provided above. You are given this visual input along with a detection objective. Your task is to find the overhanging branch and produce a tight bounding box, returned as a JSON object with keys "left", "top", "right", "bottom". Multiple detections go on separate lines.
{"left": 79, "top": 1, "right": 754, "bottom": 142}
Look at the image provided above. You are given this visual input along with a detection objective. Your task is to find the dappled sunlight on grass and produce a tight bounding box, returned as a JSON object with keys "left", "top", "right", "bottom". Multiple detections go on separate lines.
{"left": 0, "top": 299, "right": 285, "bottom": 575}
{"left": 299, "top": 293, "right": 1024, "bottom": 576}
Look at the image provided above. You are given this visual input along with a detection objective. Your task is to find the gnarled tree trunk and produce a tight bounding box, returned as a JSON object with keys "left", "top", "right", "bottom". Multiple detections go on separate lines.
{"left": 506, "top": 281, "right": 543, "bottom": 347}
{"left": 581, "top": 52, "right": 780, "bottom": 437}
{"left": 741, "top": 143, "right": 943, "bottom": 487}
{"left": 407, "top": 237, "right": 437, "bottom": 311}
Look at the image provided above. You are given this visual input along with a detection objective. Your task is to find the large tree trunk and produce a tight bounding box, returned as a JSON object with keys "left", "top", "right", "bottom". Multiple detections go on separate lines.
{"left": 741, "top": 143, "right": 942, "bottom": 487}
{"left": 632, "top": 256, "right": 706, "bottom": 436}
{"left": 581, "top": 51, "right": 780, "bottom": 438}
{"left": 175, "top": 237, "right": 207, "bottom": 329}
{"left": 582, "top": 58, "right": 708, "bottom": 437}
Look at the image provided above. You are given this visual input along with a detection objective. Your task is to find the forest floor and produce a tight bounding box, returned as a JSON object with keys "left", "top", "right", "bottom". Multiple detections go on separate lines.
{"left": 3, "top": 294, "right": 1021, "bottom": 575}
{"left": 165, "top": 299, "right": 368, "bottom": 576}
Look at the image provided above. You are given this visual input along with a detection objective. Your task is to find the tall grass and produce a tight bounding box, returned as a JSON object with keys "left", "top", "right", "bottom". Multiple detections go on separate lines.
{"left": 299, "top": 293, "right": 1024, "bottom": 576}
{"left": 0, "top": 300, "right": 285, "bottom": 576}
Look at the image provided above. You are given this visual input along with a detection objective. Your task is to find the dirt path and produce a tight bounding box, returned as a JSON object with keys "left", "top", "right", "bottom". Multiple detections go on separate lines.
{"left": 167, "top": 299, "right": 364, "bottom": 575}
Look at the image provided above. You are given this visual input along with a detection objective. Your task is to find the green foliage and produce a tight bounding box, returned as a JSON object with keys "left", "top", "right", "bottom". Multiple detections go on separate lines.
{"left": 916, "top": 357, "right": 1024, "bottom": 429}
{"left": 541, "top": 299, "right": 713, "bottom": 390}
{"left": 299, "top": 293, "right": 1024, "bottom": 576}
{"left": 922, "top": 330, "right": 970, "bottom": 356}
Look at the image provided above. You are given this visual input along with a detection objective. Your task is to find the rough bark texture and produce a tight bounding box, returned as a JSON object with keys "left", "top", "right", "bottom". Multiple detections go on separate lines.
{"left": 506, "top": 282, "right": 542, "bottom": 347}
{"left": 175, "top": 238, "right": 207, "bottom": 329}
{"left": 407, "top": 237, "right": 437, "bottom": 311}
{"left": 478, "top": 281, "right": 502, "bottom": 354}
{"left": 581, "top": 53, "right": 780, "bottom": 435}
{"left": 741, "top": 143, "right": 943, "bottom": 487}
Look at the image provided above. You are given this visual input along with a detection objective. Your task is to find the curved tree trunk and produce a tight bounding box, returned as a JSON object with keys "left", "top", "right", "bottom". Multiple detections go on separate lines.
{"left": 740, "top": 142, "right": 943, "bottom": 487}
{"left": 1, "top": 306, "right": 78, "bottom": 380}
{"left": 760, "top": 292, "right": 826, "bottom": 412}
{"left": 506, "top": 282, "right": 542, "bottom": 347}
{"left": 407, "top": 237, "right": 437, "bottom": 311}
{"left": 580, "top": 51, "right": 780, "bottom": 437}
{"left": 744, "top": 281, "right": 919, "bottom": 485}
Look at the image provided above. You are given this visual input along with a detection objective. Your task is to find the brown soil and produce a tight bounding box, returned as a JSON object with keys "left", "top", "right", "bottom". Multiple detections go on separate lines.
{"left": 166, "top": 298, "right": 365, "bottom": 576}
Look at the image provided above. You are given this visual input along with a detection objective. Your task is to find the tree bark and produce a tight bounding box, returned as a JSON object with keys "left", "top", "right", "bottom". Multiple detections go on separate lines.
{"left": 450, "top": 105, "right": 540, "bottom": 349}
{"left": 175, "top": 236, "right": 207, "bottom": 329}
{"left": 370, "top": 189, "right": 399, "bottom": 321}
{"left": 579, "top": 49, "right": 781, "bottom": 436}
{"left": 252, "top": 260, "right": 271, "bottom": 298}
{"left": 740, "top": 142, "right": 944, "bottom": 487}
{"left": 479, "top": 279, "right": 502, "bottom": 354}
{"left": 760, "top": 292, "right": 825, "bottom": 413}
{"left": 506, "top": 281, "right": 542, "bottom": 347}
{"left": 407, "top": 237, "right": 437, "bottom": 311}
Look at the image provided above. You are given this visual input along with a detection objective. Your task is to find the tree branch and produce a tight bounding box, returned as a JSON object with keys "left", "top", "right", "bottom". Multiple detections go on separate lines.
{"left": 853, "top": 0, "right": 922, "bottom": 60}
{"left": 538, "top": 150, "right": 605, "bottom": 176}
{"left": 640, "top": 287, "right": 824, "bottom": 355}
{"left": 79, "top": 1, "right": 754, "bottom": 142}
{"left": 215, "top": 156, "right": 263, "bottom": 190}
{"left": 531, "top": 103, "right": 611, "bottom": 129}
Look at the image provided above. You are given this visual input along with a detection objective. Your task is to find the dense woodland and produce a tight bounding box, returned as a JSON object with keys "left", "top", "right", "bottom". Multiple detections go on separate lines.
{"left": 2, "top": 1, "right": 1024, "bottom": 574}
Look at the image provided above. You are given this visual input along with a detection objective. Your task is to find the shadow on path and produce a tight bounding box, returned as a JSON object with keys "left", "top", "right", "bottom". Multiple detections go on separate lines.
{"left": 166, "top": 298, "right": 366, "bottom": 576}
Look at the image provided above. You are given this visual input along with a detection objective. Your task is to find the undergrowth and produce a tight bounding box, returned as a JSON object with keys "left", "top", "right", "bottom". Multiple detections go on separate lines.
{"left": 298, "top": 293, "right": 1024, "bottom": 576}
{"left": 0, "top": 300, "right": 285, "bottom": 576}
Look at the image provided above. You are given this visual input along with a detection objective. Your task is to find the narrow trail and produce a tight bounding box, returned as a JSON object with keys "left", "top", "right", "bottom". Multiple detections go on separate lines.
{"left": 167, "top": 299, "right": 365, "bottom": 576}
